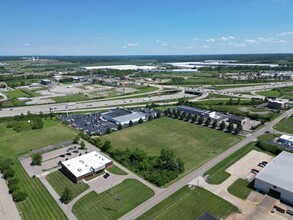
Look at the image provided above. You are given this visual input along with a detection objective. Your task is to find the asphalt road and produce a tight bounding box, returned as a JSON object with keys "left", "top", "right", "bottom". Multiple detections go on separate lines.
{"left": 119, "top": 108, "right": 293, "bottom": 220}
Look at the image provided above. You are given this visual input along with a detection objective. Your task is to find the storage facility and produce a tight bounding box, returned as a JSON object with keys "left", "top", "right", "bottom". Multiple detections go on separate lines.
{"left": 61, "top": 151, "right": 113, "bottom": 183}
{"left": 254, "top": 151, "right": 293, "bottom": 205}
{"left": 278, "top": 134, "right": 293, "bottom": 145}
{"left": 102, "top": 108, "right": 145, "bottom": 125}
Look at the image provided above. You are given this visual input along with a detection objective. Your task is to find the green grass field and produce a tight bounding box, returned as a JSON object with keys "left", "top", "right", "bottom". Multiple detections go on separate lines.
{"left": 107, "top": 165, "right": 127, "bottom": 175}
{"left": 257, "top": 90, "right": 281, "bottom": 98}
{"left": 46, "top": 170, "right": 89, "bottom": 203}
{"left": 101, "top": 117, "right": 242, "bottom": 175}
{"left": 4, "top": 90, "right": 30, "bottom": 99}
{"left": 227, "top": 179, "right": 252, "bottom": 200}
{"left": 72, "top": 179, "right": 154, "bottom": 220}
{"left": 204, "top": 142, "right": 257, "bottom": 184}
{"left": 13, "top": 159, "right": 67, "bottom": 220}
{"left": 257, "top": 87, "right": 293, "bottom": 99}
{"left": 0, "top": 119, "right": 76, "bottom": 157}
{"left": 52, "top": 93, "right": 91, "bottom": 103}
{"left": 274, "top": 117, "right": 293, "bottom": 134}
{"left": 137, "top": 186, "right": 239, "bottom": 220}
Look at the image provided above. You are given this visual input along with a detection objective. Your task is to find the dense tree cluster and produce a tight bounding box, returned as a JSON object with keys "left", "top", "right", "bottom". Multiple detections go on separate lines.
{"left": 101, "top": 141, "right": 184, "bottom": 187}
{"left": 61, "top": 187, "right": 72, "bottom": 204}
{"left": 165, "top": 108, "right": 242, "bottom": 134}
{"left": 0, "top": 158, "right": 27, "bottom": 202}
{"left": 31, "top": 153, "right": 42, "bottom": 166}
{"left": 256, "top": 142, "right": 282, "bottom": 155}
{"left": 6, "top": 112, "right": 44, "bottom": 132}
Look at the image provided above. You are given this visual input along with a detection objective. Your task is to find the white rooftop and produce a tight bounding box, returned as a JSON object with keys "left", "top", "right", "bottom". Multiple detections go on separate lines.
{"left": 61, "top": 151, "right": 111, "bottom": 178}
{"left": 113, "top": 112, "right": 145, "bottom": 124}
{"left": 256, "top": 151, "right": 293, "bottom": 192}
{"left": 279, "top": 134, "right": 293, "bottom": 142}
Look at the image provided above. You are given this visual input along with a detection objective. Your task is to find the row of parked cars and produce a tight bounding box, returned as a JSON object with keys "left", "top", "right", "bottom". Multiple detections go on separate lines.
{"left": 251, "top": 161, "right": 268, "bottom": 174}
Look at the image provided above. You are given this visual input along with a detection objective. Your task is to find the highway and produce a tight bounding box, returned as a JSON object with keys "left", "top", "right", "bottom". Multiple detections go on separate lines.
{"left": 119, "top": 108, "right": 293, "bottom": 220}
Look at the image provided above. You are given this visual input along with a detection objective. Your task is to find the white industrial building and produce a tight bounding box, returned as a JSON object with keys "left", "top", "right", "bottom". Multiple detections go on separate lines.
{"left": 254, "top": 151, "right": 293, "bottom": 205}
{"left": 61, "top": 151, "right": 112, "bottom": 183}
{"left": 278, "top": 134, "right": 293, "bottom": 145}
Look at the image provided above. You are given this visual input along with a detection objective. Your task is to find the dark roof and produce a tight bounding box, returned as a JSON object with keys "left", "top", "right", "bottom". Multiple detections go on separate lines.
{"left": 228, "top": 115, "right": 246, "bottom": 122}
{"left": 176, "top": 106, "right": 209, "bottom": 115}
{"left": 104, "top": 108, "right": 132, "bottom": 118}
{"left": 196, "top": 212, "right": 218, "bottom": 220}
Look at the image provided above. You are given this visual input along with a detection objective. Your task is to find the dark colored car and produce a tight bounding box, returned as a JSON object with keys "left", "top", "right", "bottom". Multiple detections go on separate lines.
{"left": 262, "top": 161, "right": 268, "bottom": 165}
{"left": 103, "top": 173, "right": 110, "bottom": 179}
{"left": 258, "top": 163, "right": 265, "bottom": 168}
{"left": 251, "top": 168, "right": 259, "bottom": 174}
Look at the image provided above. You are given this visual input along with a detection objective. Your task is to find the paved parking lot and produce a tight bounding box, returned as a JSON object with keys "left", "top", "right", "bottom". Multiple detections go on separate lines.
{"left": 226, "top": 150, "right": 274, "bottom": 181}
{"left": 20, "top": 142, "right": 98, "bottom": 177}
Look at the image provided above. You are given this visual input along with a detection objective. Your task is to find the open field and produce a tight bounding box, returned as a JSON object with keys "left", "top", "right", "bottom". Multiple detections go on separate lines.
{"left": 52, "top": 93, "right": 91, "bottom": 103}
{"left": 204, "top": 142, "right": 257, "bottom": 184}
{"left": 137, "top": 186, "right": 238, "bottom": 220}
{"left": 0, "top": 119, "right": 77, "bottom": 157}
{"left": 46, "top": 170, "right": 90, "bottom": 203}
{"left": 274, "top": 117, "right": 293, "bottom": 134}
{"left": 101, "top": 117, "right": 242, "bottom": 174}
{"left": 13, "top": 159, "right": 67, "bottom": 220}
{"left": 227, "top": 178, "right": 252, "bottom": 200}
{"left": 4, "top": 90, "right": 30, "bottom": 99}
{"left": 256, "top": 86, "right": 293, "bottom": 99}
{"left": 72, "top": 179, "right": 154, "bottom": 220}
{"left": 107, "top": 165, "right": 127, "bottom": 175}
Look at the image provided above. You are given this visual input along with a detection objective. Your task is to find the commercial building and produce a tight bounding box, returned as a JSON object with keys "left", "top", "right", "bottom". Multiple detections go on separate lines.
{"left": 268, "top": 100, "right": 287, "bottom": 110}
{"left": 278, "top": 134, "right": 293, "bottom": 145}
{"left": 41, "top": 79, "right": 52, "bottom": 85}
{"left": 102, "top": 108, "right": 145, "bottom": 125}
{"left": 61, "top": 151, "right": 113, "bottom": 183}
{"left": 227, "top": 115, "right": 247, "bottom": 125}
{"left": 176, "top": 106, "right": 210, "bottom": 116}
{"left": 254, "top": 151, "right": 293, "bottom": 205}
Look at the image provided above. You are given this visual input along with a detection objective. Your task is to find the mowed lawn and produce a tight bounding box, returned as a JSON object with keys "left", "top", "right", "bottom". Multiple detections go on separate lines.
{"left": 0, "top": 119, "right": 76, "bottom": 157}
{"left": 137, "top": 186, "right": 238, "bottom": 220}
{"left": 46, "top": 170, "right": 89, "bottom": 203}
{"left": 227, "top": 178, "right": 252, "bottom": 200}
{"left": 274, "top": 117, "right": 293, "bottom": 134}
{"left": 72, "top": 179, "right": 154, "bottom": 220}
{"left": 13, "top": 159, "right": 67, "bottom": 220}
{"left": 101, "top": 117, "right": 242, "bottom": 173}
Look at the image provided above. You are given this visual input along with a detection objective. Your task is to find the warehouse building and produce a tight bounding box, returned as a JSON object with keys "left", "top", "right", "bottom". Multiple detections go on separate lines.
{"left": 278, "top": 134, "right": 293, "bottom": 145}
{"left": 227, "top": 115, "right": 247, "bottom": 125}
{"left": 102, "top": 108, "right": 145, "bottom": 125}
{"left": 61, "top": 151, "right": 113, "bottom": 183}
{"left": 268, "top": 100, "right": 288, "bottom": 110}
{"left": 254, "top": 151, "right": 293, "bottom": 205}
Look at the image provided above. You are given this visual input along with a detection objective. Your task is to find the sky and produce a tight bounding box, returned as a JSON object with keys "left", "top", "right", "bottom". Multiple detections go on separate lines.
{"left": 0, "top": 0, "right": 293, "bottom": 56}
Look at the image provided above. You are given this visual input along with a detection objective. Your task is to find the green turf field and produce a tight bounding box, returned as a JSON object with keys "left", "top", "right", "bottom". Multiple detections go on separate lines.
{"left": 46, "top": 170, "right": 89, "bottom": 203}
{"left": 0, "top": 119, "right": 77, "bottom": 157}
{"left": 101, "top": 117, "right": 242, "bottom": 174}
{"left": 274, "top": 117, "right": 293, "bottom": 134}
{"left": 137, "top": 186, "right": 238, "bottom": 220}
{"left": 13, "top": 159, "right": 67, "bottom": 220}
{"left": 227, "top": 178, "right": 252, "bottom": 200}
{"left": 72, "top": 179, "right": 154, "bottom": 220}
{"left": 107, "top": 165, "right": 127, "bottom": 175}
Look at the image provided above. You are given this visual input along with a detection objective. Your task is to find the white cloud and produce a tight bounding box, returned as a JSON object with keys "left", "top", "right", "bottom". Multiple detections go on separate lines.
{"left": 202, "top": 45, "right": 209, "bottom": 48}
{"left": 273, "top": 40, "right": 287, "bottom": 44}
{"left": 127, "top": 43, "right": 139, "bottom": 47}
{"left": 96, "top": 37, "right": 104, "bottom": 40}
{"left": 278, "top": 32, "right": 293, "bottom": 36}
{"left": 220, "top": 36, "right": 235, "bottom": 41}
{"left": 227, "top": 42, "right": 246, "bottom": 47}
{"left": 24, "top": 43, "right": 30, "bottom": 47}
{"left": 206, "top": 38, "right": 215, "bottom": 42}
{"left": 191, "top": 37, "right": 199, "bottom": 41}
{"left": 156, "top": 40, "right": 165, "bottom": 43}
{"left": 257, "top": 37, "right": 274, "bottom": 42}
{"left": 245, "top": 39, "right": 258, "bottom": 44}
{"left": 160, "top": 43, "right": 168, "bottom": 47}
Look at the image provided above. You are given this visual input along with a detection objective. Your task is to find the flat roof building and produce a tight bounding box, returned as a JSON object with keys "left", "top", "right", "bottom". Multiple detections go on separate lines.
{"left": 278, "top": 134, "right": 293, "bottom": 145}
{"left": 61, "top": 151, "right": 112, "bottom": 183}
{"left": 102, "top": 108, "right": 146, "bottom": 125}
{"left": 254, "top": 151, "right": 293, "bottom": 205}
{"left": 228, "top": 115, "right": 247, "bottom": 125}
{"left": 268, "top": 100, "right": 288, "bottom": 110}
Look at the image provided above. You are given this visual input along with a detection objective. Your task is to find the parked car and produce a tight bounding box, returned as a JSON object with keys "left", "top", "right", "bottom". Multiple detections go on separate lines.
{"left": 251, "top": 168, "right": 259, "bottom": 174}
{"left": 103, "top": 173, "right": 110, "bottom": 179}
{"left": 258, "top": 162, "right": 265, "bottom": 168}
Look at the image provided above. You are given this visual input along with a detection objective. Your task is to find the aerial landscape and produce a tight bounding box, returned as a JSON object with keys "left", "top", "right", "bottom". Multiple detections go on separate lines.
{"left": 1, "top": 0, "right": 293, "bottom": 220}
